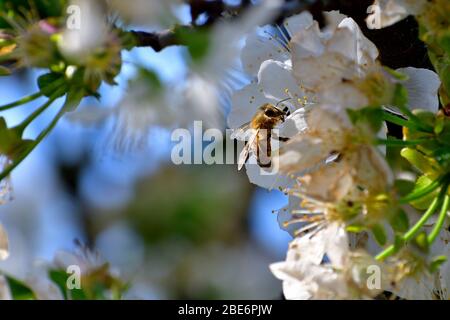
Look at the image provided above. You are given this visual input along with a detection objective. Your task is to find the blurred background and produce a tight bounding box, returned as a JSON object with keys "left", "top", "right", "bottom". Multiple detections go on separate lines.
{"left": 0, "top": 6, "right": 292, "bottom": 298}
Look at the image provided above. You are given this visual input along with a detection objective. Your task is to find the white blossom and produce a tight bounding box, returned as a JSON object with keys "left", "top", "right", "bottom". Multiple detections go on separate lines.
{"left": 366, "top": 0, "right": 427, "bottom": 29}
{"left": 270, "top": 222, "right": 385, "bottom": 299}
{"left": 59, "top": 0, "right": 109, "bottom": 60}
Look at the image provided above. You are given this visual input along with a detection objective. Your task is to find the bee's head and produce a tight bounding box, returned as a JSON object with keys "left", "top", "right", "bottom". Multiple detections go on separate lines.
{"left": 261, "top": 104, "right": 288, "bottom": 122}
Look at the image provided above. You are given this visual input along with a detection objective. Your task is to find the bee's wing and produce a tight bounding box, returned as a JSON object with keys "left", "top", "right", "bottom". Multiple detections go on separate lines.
{"left": 238, "top": 129, "right": 259, "bottom": 171}
{"left": 230, "top": 122, "right": 251, "bottom": 140}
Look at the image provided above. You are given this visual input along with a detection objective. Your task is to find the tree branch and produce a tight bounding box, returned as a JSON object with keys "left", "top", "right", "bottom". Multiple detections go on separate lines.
{"left": 130, "top": 29, "right": 181, "bottom": 52}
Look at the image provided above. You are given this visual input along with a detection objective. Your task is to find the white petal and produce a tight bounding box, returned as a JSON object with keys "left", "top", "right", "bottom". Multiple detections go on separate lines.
{"left": 278, "top": 137, "right": 330, "bottom": 175}
{"left": 366, "top": 0, "right": 426, "bottom": 29}
{"left": 323, "top": 223, "right": 349, "bottom": 267}
{"left": 277, "top": 108, "right": 308, "bottom": 138}
{"left": 241, "top": 31, "right": 289, "bottom": 76}
{"left": 301, "top": 162, "right": 354, "bottom": 202}
{"left": 257, "top": 60, "right": 306, "bottom": 109}
{"left": 277, "top": 196, "right": 305, "bottom": 236}
{"left": 324, "top": 11, "right": 348, "bottom": 31}
{"left": 269, "top": 261, "right": 312, "bottom": 299}
{"left": 227, "top": 83, "right": 275, "bottom": 129}
{"left": 306, "top": 104, "right": 352, "bottom": 135}
{"left": 290, "top": 22, "right": 325, "bottom": 59}
{"left": 282, "top": 12, "right": 314, "bottom": 38}
{"left": 397, "top": 67, "right": 441, "bottom": 112}
{"left": 319, "top": 83, "right": 368, "bottom": 109}
{"left": 245, "top": 159, "right": 292, "bottom": 190}
{"left": 0, "top": 224, "right": 8, "bottom": 261}
{"left": 335, "top": 18, "right": 379, "bottom": 63}
{"left": 292, "top": 233, "right": 327, "bottom": 265}
{"left": 293, "top": 52, "right": 350, "bottom": 90}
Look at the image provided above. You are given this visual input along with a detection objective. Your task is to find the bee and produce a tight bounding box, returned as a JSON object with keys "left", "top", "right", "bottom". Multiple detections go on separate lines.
{"left": 233, "top": 99, "right": 291, "bottom": 170}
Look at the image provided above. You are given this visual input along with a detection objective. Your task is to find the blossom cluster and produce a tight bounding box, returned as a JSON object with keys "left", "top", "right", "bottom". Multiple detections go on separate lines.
{"left": 0, "top": 0, "right": 449, "bottom": 300}
{"left": 229, "top": 4, "right": 450, "bottom": 299}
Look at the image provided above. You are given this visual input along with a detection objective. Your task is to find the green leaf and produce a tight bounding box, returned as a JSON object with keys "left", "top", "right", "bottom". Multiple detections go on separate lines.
{"left": 412, "top": 109, "right": 435, "bottom": 129}
{"left": 49, "top": 269, "right": 87, "bottom": 300}
{"left": 3, "top": 275, "right": 36, "bottom": 300}
{"left": 347, "top": 106, "right": 384, "bottom": 133}
{"left": 389, "top": 208, "right": 409, "bottom": 233}
{"left": 371, "top": 224, "right": 387, "bottom": 246}
{"left": 62, "top": 87, "right": 85, "bottom": 113}
{"left": 175, "top": 27, "right": 211, "bottom": 62}
{"left": 439, "top": 33, "right": 450, "bottom": 56}
{"left": 48, "top": 269, "right": 69, "bottom": 300}
{"left": 0, "top": 117, "right": 34, "bottom": 161}
{"left": 430, "top": 255, "right": 447, "bottom": 273}
{"left": 0, "top": 1, "right": 68, "bottom": 28}
{"left": 392, "top": 84, "right": 408, "bottom": 109}
{"left": 384, "top": 67, "right": 409, "bottom": 81}
{"left": 409, "top": 175, "right": 440, "bottom": 210}
{"left": 37, "top": 72, "right": 66, "bottom": 98}
{"left": 400, "top": 148, "right": 441, "bottom": 176}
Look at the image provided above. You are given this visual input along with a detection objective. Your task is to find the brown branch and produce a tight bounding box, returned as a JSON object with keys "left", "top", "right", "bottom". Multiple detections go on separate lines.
{"left": 129, "top": 1, "right": 317, "bottom": 52}
{"left": 130, "top": 29, "right": 181, "bottom": 52}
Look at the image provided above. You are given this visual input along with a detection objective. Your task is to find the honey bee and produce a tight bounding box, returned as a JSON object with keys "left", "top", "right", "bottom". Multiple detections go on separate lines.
{"left": 233, "top": 100, "right": 291, "bottom": 170}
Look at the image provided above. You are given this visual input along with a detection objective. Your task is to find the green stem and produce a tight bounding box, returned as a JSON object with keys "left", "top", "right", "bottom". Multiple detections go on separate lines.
{"left": 376, "top": 138, "right": 429, "bottom": 147}
{"left": 399, "top": 175, "right": 444, "bottom": 204}
{"left": 0, "top": 103, "right": 66, "bottom": 182}
{"left": 427, "top": 194, "right": 450, "bottom": 244}
{"left": 376, "top": 186, "right": 447, "bottom": 261}
{"left": 0, "top": 92, "right": 43, "bottom": 111}
{"left": 395, "top": 104, "right": 434, "bottom": 133}
{"left": 14, "top": 87, "right": 66, "bottom": 134}
{"left": 0, "top": 78, "right": 66, "bottom": 112}
{"left": 382, "top": 112, "right": 432, "bottom": 133}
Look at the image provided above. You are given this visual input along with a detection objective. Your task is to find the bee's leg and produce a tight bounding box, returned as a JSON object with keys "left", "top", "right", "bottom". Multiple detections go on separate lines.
{"left": 282, "top": 106, "right": 290, "bottom": 116}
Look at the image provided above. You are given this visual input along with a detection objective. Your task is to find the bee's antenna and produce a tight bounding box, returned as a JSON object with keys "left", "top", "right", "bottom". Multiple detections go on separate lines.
{"left": 276, "top": 98, "right": 291, "bottom": 108}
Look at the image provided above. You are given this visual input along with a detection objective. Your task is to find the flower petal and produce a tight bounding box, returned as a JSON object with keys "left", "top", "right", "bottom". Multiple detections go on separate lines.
{"left": 245, "top": 159, "right": 292, "bottom": 190}
{"left": 334, "top": 18, "right": 379, "bottom": 63}
{"left": 227, "top": 83, "right": 275, "bottom": 129}
{"left": 282, "top": 11, "right": 315, "bottom": 38}
{"left": 277, "top": 108, "right": 308, "bottom": 138}
{"left": 290, "top": 22, "right": 325, "bottom": 59}
{"left": 258, "top": 59, "right": 305, "bottom": 107}
{"left": 241, "top": 31, "right": 289, "bottom": 76}
{"left": 397, "top": 67, "right": 441, "bottom": 112}
{"left": 366, "top": 0, "right": 426, "bottom": 29}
